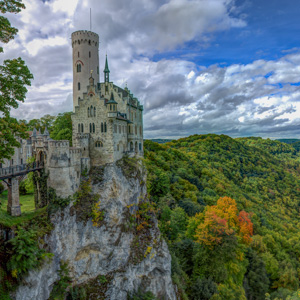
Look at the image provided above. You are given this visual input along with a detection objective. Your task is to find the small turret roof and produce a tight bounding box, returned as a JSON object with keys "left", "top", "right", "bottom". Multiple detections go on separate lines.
{"left": 107, "top": 92, "right": 118, "bottom": 104}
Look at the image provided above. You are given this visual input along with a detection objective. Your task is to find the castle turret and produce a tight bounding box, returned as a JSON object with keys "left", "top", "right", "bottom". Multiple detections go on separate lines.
{"left": 71, "top": 30, "right": 100, "bottom": 111}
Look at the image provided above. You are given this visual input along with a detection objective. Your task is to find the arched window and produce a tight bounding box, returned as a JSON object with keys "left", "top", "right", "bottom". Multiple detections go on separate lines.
{"left": 101, "top": 122, "right": 103, "bottom": 132}
{"left": 104, "top": 122, "right": 107, "bottom": 132}
{"left": 94, "top": 107, "right": 96, "bottom": 117}
{"left": 95, "top": 141, "right": 103, "bottom": 148}
{"left": 78, "top": 51, "right": 80, "bottom": 58}
{"left": 77, "top": 64, "right": 81, "bottom": 72}
{"left": 90, "top": 106, "right": 93, "bottom": 117}
{"left": 81, "top": 124, "right": 83, "bottom": 133}
{"left": 88, "top": 40, "right": 91, "bottom": 45}
{"left": 93, "top": 123, "right": 95, "bottom": 133}
{"left": 88, "top": 107, "right": 90, "bottom": 117}
{"left": 78, "top": 82, "right": 80, "bottom": 90}
{"left": 139, "top": 143, "right": 142, "bottom": 151}
{"left": 110, "top": 104, "right": 112, "bottom": 111}
{"left": 135, "top": 125, "right": 137, "bottom": 135}
{"left": 78, "top": 124, "right": 80, "bottom": 132}
{"left": 89, "top": 123, "right": 92, "bottom": 133}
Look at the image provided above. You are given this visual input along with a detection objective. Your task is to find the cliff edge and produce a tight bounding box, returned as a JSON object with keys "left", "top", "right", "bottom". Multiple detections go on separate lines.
{"left": 14, "top": 158, "right": 176, "bottom": 300}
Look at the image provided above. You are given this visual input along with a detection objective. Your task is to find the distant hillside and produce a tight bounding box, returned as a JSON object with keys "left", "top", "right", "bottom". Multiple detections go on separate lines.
{"left": 147, "top": 139, "right": 173, "bottom": 144}
{"left": 277, "top": 138, "right": 300, "bottom": 144}
{"left": 144, "top": 134, "right": 300, "bottom": 299}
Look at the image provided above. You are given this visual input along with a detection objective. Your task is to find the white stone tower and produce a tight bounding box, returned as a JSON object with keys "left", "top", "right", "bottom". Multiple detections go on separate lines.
{"left": 71, "top": 30, "right": 99, "bottom": 110}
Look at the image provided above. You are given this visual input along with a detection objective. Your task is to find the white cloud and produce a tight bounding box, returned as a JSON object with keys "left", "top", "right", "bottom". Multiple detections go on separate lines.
{"left": 2, "top": 0, "right": 300, "bottom": 139}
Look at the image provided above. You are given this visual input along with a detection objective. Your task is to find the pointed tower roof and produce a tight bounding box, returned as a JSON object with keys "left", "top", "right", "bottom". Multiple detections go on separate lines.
{"left": 104, "top": 55, "right": 110, "bottom": 73}
{"left": 43, "top": 127, "right": 49, "bottom": 136}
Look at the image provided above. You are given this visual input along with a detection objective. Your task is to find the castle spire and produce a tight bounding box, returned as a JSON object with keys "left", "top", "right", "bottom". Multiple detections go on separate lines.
{"left": 104, "top": 54, "right": 110, "bottom": 83}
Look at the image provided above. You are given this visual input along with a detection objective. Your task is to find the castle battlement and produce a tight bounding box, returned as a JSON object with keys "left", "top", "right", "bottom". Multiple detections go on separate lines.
{"left": 48, "top": 140, "right": 70, "bottom": 148}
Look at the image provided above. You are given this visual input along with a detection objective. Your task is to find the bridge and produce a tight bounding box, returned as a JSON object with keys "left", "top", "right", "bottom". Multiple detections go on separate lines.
{"left": 0, "top": 161, "right": 44, "bottom": 217}
{"left": 0, "top": 161, "right": 44, "bottom": 181}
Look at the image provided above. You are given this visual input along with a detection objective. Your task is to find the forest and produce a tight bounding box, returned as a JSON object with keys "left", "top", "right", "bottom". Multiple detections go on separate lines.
{"left": 3, "top": 114, "right": 300, "bottom": 300}
{"left": 144, "top": 135, "right": 300, "bottom": 300}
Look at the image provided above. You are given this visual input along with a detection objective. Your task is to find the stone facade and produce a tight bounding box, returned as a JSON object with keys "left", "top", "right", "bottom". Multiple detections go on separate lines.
{"left": 0, "top": 29, "right": 144, "bottom": 204}
{"left": 71, "top": 30, "right": 143, "bottom": 166}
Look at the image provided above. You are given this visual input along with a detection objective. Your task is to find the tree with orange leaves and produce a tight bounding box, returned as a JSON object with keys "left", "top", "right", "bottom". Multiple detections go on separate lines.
{"left": 194, "top": 197, "right": 253, "bottom": 248}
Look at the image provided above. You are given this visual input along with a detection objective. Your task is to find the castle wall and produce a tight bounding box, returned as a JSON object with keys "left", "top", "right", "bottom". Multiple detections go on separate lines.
{"left": 47, "top": 141, "right": 80, "bottom": 198}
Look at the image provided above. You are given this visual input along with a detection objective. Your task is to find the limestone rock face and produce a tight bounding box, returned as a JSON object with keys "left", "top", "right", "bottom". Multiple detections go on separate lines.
{"left": 15, "top": 161, "right": 176, "bottom": 300}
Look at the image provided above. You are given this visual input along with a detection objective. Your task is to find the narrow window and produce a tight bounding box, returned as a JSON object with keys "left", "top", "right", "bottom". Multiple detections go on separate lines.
{"left": 21, "top": 159, "right": 23, "bottom": 164}
{"left": 78, "top": 124, "right": 80, "bottom": 132}
{"left": 114, "top": 124, "right": 117, "bottom": 133}
{"left": 81, "top": 124, "right": 83, "bottom": 133}
{"left": 101, "top": 122, "right": 103, "bottom": 132}
{"left": 104, "top": 122, "right": 107, "bottom": 132}
{"left": 91, "top": 106, "right": 93, "bottom": 117}
{"left": 88, "top": 40, "right": 91, "bottom": 45}
{"left": 110, "top": 104, "right": 112, "bottom": 111}
{"left": 94, "top": 107, "right": 96, "bottom": 117}
{"left": 78, "top": 82, "right": 80, "bottom": 90}
{"left": 97, "top": 66, "right": 99, "bottom": 74}
{"left": 93, "top": 123, "right": 95, "bottom": 133}
{"left": 119, "top": 125, "right": 121, "bottom": 133}
{"left": 77, "top": 64, "right": 81, "bottom": 72}
{"left": 135, "top": 125, "right": 137, "bottom": 135}
{"left": 88, "top": 107, "right": 90, "bottom": 117}
{"left": 89, "top": 51, "right": 91, "bottom": 57}
{"left": 89, "top": 123, "right": 92, "bottom": 133}
{"left": 78, "top": 51, "right": 80, "bottom": 58}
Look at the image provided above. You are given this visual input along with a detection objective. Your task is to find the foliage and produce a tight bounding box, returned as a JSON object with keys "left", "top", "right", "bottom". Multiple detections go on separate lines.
{"left": 0, "top": 0, "right": 33, "bottom": 161}
{"left": 0, "top": 182, "right": 4, "bottom": 195}
{"left": 143, "top": 134, "right": 300, "bottom": 298}
{"left": 127, "top": 288, "right": 158, "bottom": 300}
{"left": 49, "top": 262, "right": 72, "bottom": 300}
{"left": 7, "top": 227, "right": 53, "bottom": 279}
{"left": 73, "top": 178, "right": 101, "bottom": 225}
{"left": 50, "top": 112, "right": 72, "bottom": 143}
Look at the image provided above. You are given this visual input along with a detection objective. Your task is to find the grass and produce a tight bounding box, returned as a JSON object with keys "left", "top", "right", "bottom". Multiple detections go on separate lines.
{"left": 0, "top": 190, "right": 44, "bottom": 228}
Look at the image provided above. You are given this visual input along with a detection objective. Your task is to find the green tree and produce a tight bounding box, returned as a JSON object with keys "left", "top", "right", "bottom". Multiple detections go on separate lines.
{"left": 50, "top": 112, "right": 72, "bottom": 143}
{"left": 0, "top": 0, "right": 33, "bottom": 162}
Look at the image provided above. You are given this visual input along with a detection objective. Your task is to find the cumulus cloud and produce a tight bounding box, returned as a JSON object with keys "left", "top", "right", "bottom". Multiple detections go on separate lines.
{"left": 1, "top": 0, "right": 300, "bottom": 139}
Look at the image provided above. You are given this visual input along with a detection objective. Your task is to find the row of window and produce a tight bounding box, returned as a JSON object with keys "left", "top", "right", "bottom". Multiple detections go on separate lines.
{"left": 76, "top": 40, "right": 96, "bottom": 46}
{"left": 78, "top": 123, "right": 108, "bottom": 133}
{"left": 114, "top": 124, "right": 143, "bottom": 135}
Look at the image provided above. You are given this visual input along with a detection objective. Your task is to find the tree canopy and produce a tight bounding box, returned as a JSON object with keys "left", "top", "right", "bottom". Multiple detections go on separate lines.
{"left": 0, "top": 0, "right": 33, "bottom": 162}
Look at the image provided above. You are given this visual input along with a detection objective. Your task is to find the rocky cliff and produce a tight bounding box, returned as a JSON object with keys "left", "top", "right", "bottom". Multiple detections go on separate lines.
{"left": 14, "top": 158, "right": 176, "bottom": 300}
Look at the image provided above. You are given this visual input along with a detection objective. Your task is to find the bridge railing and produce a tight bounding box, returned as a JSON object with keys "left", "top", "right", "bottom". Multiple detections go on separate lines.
{"left": 0, "top": 161, "right": 44, "bottom": 178}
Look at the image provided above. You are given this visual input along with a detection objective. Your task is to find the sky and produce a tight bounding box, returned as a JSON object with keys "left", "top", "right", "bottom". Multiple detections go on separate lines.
{"left": 2, "top": 0, "right": 300, "bottom": 139}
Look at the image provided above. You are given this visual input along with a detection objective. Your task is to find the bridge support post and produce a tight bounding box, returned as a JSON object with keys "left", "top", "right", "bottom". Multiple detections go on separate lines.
{"left": 7, "top": 178, "right": 21, "bottom": 217}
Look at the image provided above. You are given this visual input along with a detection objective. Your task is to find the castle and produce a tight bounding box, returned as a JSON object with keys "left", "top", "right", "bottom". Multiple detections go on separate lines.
{"left": 0, "top": 30, "right": 144, "bottom": 215}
